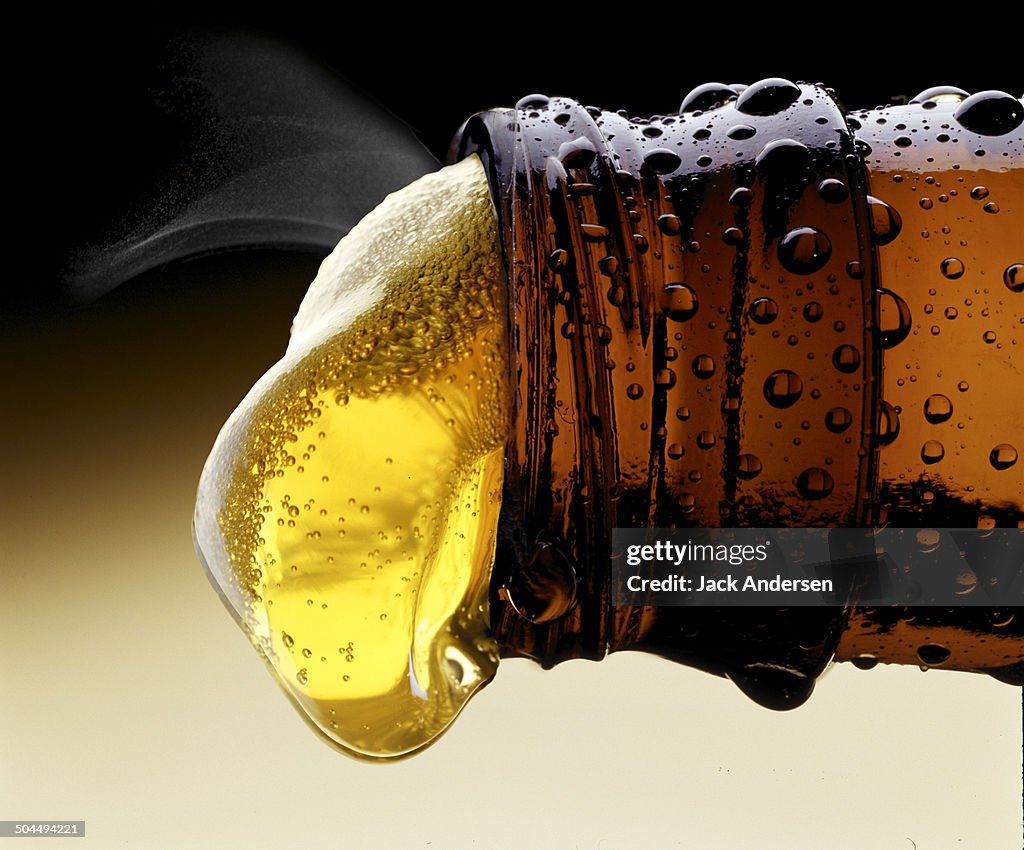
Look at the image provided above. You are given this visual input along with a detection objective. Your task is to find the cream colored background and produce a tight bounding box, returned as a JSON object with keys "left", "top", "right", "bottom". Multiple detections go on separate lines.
{"left": 2, "top": 252, "right": 1020, "bottom": 849}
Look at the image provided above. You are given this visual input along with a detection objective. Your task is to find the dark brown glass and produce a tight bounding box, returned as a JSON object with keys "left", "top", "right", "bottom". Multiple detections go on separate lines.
{"left": 452, "top": 81, "right": 1023, "bottom": 707}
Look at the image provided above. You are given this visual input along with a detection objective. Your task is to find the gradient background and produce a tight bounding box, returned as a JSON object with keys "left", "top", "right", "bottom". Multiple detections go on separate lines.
{"left": 4, "top": 11, "right": 1021, "bottom": 848}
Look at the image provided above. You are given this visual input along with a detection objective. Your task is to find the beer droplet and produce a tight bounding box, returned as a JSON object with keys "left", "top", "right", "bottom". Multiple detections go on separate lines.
{"left": 825, "top": 407, "right": 852, "bottom": 433}
{"left": 282, "top": 632, "right": 295, "bottom": 649}
{"left": 1004, "top": 263, "right": 1023, "bottom": 293}
{"left": 655, "top": 369, "right": 677, "bottom": 389}
{"left": 764, "top": 370, "right": 803, "bottom": 408}
{"left": 722, "top": 227, "right": 744, "bottom": 245}
{"left": 990, "top": 444, "right": 1018, "bottom": 470}
{"left": 846, "top": 260, "right": 864, "bottom": 280}
{"left": 599, "top": 255, "right": 619, "bottom": 276}
{"left": 736, "top": 453, "right": 763, "bottom": 480}
{"left": 803, "top": 301, "right": 824, "bottom": 322}
{"left": 953, "top": 90, "right": 1024, "bottom": 136}
{"left": 697, "top": 431, "right": 717, "bottom": 450}
{"left": 796, "top": 467, "right": 834, "bottom": 499}
{"left": 957, "top": 380, "right": 970, "bottom": 392}
{"left": 736, "top": 77, "right": 801, "bottom": 116}
{"left": 877, "top": 288, "right": 912, "bottom": 349}
{"left": 940, "top": 257, "right": 965, "bottom": 279}
{"left": 831, "top": 344, "right": 861, "bottom": 374}
{"left": 817, "top": 179, "right": 849, "bottom": 203}
{"left": 581, "top": 224, "right": 609, "bottom": 241}
{"left": 878, "top": 400, "right": 901, "bottom": 446}
{"left": 626, "top": 383, "right": 644, "bottom": 400}
{"left": 729, "top": 187, "right": 754, "bottom": 205}
{"left": 676, "top": 406, "right": 691, "bottom": 421}
{"left": 296, "top": 668, "right": 309, "bottom": 686}
{"left": 921, "top": 440, "right": 945, "bottom": 464}
{"left": 667, "top": 443, "right": 685, "bottom": 460}
{"left": 970, "top": 186, "right": 989, "bottom": 200}
{"left": 749, "top": 297, "right": 779, "bottom": 324}
{"left": 866, "top": 196, "right": 903, "bottom": 245}
{"left": 692, "top": 355, "right": 716, "bottom": 379}
{"left": 916, "top": 644, "right": 951, "bottom": 666}
{"left": 680, "top": 82, "right": 737, "bottom": 112}
{"left": 982, "top": 330, "right": 997, "bottom": 344}
{"left": 778, "top": 227, "right": 832, "bottom": 275}
{"left": 664, "top": 283, "right": 699, "bottom": 322}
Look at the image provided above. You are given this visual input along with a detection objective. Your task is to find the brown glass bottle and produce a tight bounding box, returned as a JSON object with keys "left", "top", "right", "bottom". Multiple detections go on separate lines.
{"left": 452, "top": 80, "right": 1023, "bottom": 707}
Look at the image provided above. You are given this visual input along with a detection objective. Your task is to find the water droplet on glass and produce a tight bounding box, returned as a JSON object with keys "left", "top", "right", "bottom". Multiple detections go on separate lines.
{"left": 796, "top": 467, "right": 834, "bottom": 499}
{"left": 990, "top": 444, "right": 1018, "bottom": 470}
{"left": 643, "top": 148, "right": 682, "bottom": 174}
{"left": 754, "top": 138, "right": 810, "bottom": 175}
{"left": 657, "top": 214, "right": 682, "bottom": 235}
{"left": 680, "top": 82, "right": 738, "bottom": 112}
{"left": 851, "top": 654, "right": 878, "bottom": 671}
{"left": 667, "top": 443, "right": 685, "bottom": 460}
{"left": 736, "top": 453, "right": 763, "bottom": 479}
{"left": 831, "top": 345, "right": 861, "bottom": 374}
{"left": 1004, "top": 263, "right": 1023, "bottom": 293}
{"left": 692, "top": 355, "right": 716, "bottom": 379}
{"left": 940, "top": 257, "right": 965, "bottom": 279}
{"left": 516, "top": 94, "right": 551, "bottom": 110}
{"left": 626, "top": 383, "right": 644, "bottom": 400}
{"left": 878, "top": 401, "right": 901, "bottom": 446}
{"left": 953, "top": 90, "right": 1024, "bottom": 136}
{"left": 547, "top": 248, "right": 568, "bottom": 271}
{"left": 877, "top": 288, "right": 912, "bottom": 349}
{"left": 664, "top": 283, "right": 699, "bottom": 322}
{"left": 923, "top": 394, "right": 952, "bottom": 424}
{"left": 558, "top": 137, "right": 597, "bottom": 168}
{"left": 910, "top": 85, "right": 969, "bottom": 104}
{"left": 727, "top": 123, "right": 757, "bottom": 140}
{"left": 764, "top": 370, "right": 803, "bottom": 408}
{"left": 921, "top": 440, "right": 945, "bottom": 464}
{"left": 676, "top": 406, "right": 691, "bottom": 421}
{"left": 803, "top": 301, "right": 823, "bottom": 322}
{"left": 982, "top": 330, "right": 997, "bottom": 344}
{"left": 697, "top": 431, "right": 717, "bottom": 450}
{"left": 916, "top": 644, "right": 951, "bottom": 666}
{"left": 736, "top": 77, "right": 801, "bottom": 116}
{"left": 825, "top": 407, "right": 853, "bottom": 433}
{"left": 749, "top": 296, "right": 779, "bottom": 324}
{"left": 867, "top": 196, "right": 903, "bottom": 245}
{"left": 817, "top": 179, "right": 848, "bottom": 203}
{"left": 778, "top": 226, "right": 832, "bottom": 275}
{"left": 296, "top": 668, "right": 309, "bottom": 686}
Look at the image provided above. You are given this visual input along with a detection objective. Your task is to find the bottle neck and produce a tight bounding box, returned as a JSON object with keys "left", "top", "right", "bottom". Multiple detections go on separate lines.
{"left": 453, "top": 84, "right": 1023, "bottom": 692}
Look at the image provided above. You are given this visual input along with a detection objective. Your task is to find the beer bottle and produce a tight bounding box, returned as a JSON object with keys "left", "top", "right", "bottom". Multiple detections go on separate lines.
{"left": 194, "top": 80, "right": 1023, "bottom": 760}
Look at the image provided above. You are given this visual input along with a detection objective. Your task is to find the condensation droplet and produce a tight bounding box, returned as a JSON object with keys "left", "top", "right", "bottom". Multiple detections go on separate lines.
{"left": 817, "top": 179, "right": 848, "bottom": 203}
{"left": 877, "top": 289, "right": 912, "bottom": 349}
{"left": 796, "top": 467, "right": 834, "bottom": 500}
{"left": 990, "top": 444, "right": 1018, "bottom": 470}
{"left": 866, "top": 196, "right": 903, "bottom": 245}
{"left": 749, "top": 297, "right": 779, "bottom": 324}
{"left": 667, "top": 442, "right": 685, "bottom": 460}
{"left": 878, "top": 401, "right": 901, "bottom": 447}
{"left": 764, "top": 370, "right": 803, "bottom": 408}
{"left": 921, "top": 440, "right": 945, "bottom": 464}
{"left": 692, "top": 355, "right": 716, "bottom": 379}
{"left": 778, "top": 227, "right": 832, "bottom": 275}
{"left": 736, "top": 77, "right": 801, "bottom": 116}
{"left": 696, "top": 431, "right": 716, "bottom": 450}
{"left": 822, "top": 408, "right": 852, "bottom": 435}
{"left": 664, "top": 283, "right": 699, "bottom": 322}
{"left": 831, "top": 345, "right": 861, "bottom": 374}
{"left": 736, "top": 453, "right": 763, "bottom": 480}
{"left": 626, "top": 383, "right": 644, "bottom": 400}
{"left": 940, "top": 257, "right": 965, "bottom": 279}
{"left": 953, "top": 90, "right": 1024, "bottom": 136}
{"left": 923, "top": 394, "right": 953, "bottom": 424}
{"left": 1004, "top": 263, "right": 1024, "bottom": 293}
